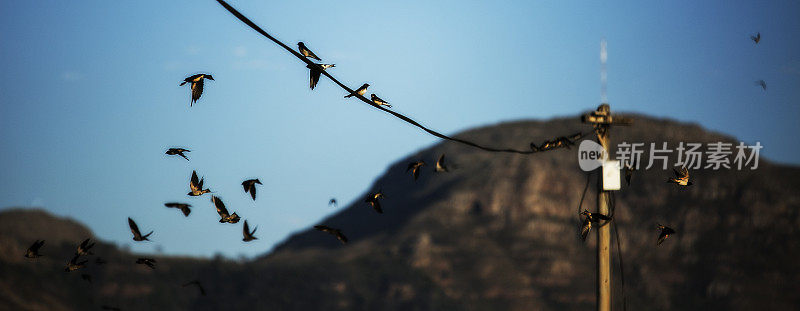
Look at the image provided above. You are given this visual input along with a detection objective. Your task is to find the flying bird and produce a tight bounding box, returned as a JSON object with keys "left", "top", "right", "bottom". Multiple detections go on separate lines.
{"left": 365, "top": 190, "right": 385, "bottom": 214}
{"left": 755, "top": 80, "right": 767, "bottom": 91}
{"left": 180, "top": 73, "right": 214, "bottom": 106}
{"left": 136, "top": 258, "right": 156, "bottom": 269}
{"left": 64, "top": 254, "right": 87, "bottom": 272}
{"left": 81, "top": 274, "right": 92, "bottom": 283}
{"left": 182, "top": 280, "right": 207, "bottom": 296}
{"left": 24, "top": 240, "right": 45, "bottom": 258}
{"left": 188, "top": 170, "right": 211, "bottom": 196}
{"left": 241, "top": 178, "right": 262, "bottom": 201}
{"left": 128, "top": 217, "right": 153, "bottom": 241}
{"left": 307, "top": 63, "right": 335, "bottom": 90}
{"left": 242, "top": 220, "right": 258, "bottom": 242}
{"left": 297, "top": 42, "right": 321, "bottom": 61}
{"left": 370, "top": 94, "right": 392, "bottom": 108}
{"left": 165, "top": 148, "right": 191, "bottom": 161}
{"left": 211, "top": 196, "right": 240, "bottom": 224}
{"left": 76, "top": 238, "right": 95, "bottom": 256}
{"left": 667, "top": 166, "right": 693, "bottom": 186}
{"left": 435, "top": 154, "right": 449, "bottom": 172}
{"left": 164, "top": 202, "right": 192, "bottom": 217}
{"left": 406, "top": 160, "right": 426, "bottom": 181}
{"left": 329, "top": 198, "right": 337, "bottom": 207}
{"left": 657, "top": 224, "right": 676, "bottom": 245}
{"left": 344, "top": 83, "right": 369, "bottom": 98}
{"left": 314, "top": 225, "right": 348, "bottom": 244}
{"left": 624, "top": 159, "right": 637, "bottom": 186}
{"left": 750, "top": 32, "right": 761, "bottom": 44}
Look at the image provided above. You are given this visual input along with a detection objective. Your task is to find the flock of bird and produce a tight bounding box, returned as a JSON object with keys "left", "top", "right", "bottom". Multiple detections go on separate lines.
{"left": 18, "top": 8, "right": 761, "bottom": 307}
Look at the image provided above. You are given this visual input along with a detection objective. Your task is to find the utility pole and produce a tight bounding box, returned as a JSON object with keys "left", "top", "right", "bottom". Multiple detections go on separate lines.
{"left": 582, "top": 104, "right": 631, "bottom": 311}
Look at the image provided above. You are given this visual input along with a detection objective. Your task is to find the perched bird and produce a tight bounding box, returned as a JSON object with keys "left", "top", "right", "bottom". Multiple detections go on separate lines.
{"left": 580, "top": 217, "right": 592, "bottom": 242}
{"left": 406, "top": 160, "right": 426, "bottom": 181}
{"left": 435, "top": 154, "right": 449, "bottom": 173}
{"left": 211, "top": 196, "right": 240, "bottom": 224}
{"left": 344, "top": 83, "right": 369, "bottom": 98}
{"left": 580, "top": 210, "right": 611, "bottom": 223}
{"left": 242, "top": 220, "right": 258, "bottom": 242}
{"left": 182, "top": 280, "right": 207, "bottom": 296}
{"left": 24, "top": 240, "right": 45, "bottom": 258}
{"left": 164, "top": 202, "right": 192, "bottom": 217}
{"left": 180, "top": 74, "right": 214, "bottom": 106}
{"left": 750, "top": 32, "right": 761, "bottom": 44}
{"left": 657, "top": 224, "right": 676, "bottom": 245}
{"left": 241, "top": 178, "right": 262, "bottom": 201}
{"left": 306, "top": 63, "right": 335, "bottom": 90}
{"left": 95, "top": 257, "right": 107, "bottom": 265}
{"left": 64, "top": 254, "right": 87, "bottom": 272}
{"left": 188, "top": 170, "right": 211, "bottom": 196}
{"left": 297, "top": 42, "right": 321, "bottom": 61}
{"left": 314, "top": 225, "right": 348, "bottom": 244}
{"left": 667, "top": 166, "right": 693, "bottom": 186}
{"left": 624, "top": 159, "right": 637, "bottom": 186}
{"left": 165, "top": 148, "right": 191, "bottom": 161}
{"left": 755, "top": 80, "right": 767, "bottom": 91}
{"left": 329, "top": 198, "right": 337, "bottom": 207}
{"left": 365, "top": 190, "right": 385, "bottom": 214}
{"left": 128, "top": 217, "right": 153, "bottom": 241}
{"left": 101, "top": 306, "right": 121, "bottom": 311}
{"left": 76, "top": 238, "right": 95, "bottom": 256}
{"left": 136, "top": 258, "right": 156, "bottom": 269}
{"left": 370, "top": 94, "right": 392, "bottom": 108}
{"left": 81, "top": 274, "right": 92, "bottom": 283}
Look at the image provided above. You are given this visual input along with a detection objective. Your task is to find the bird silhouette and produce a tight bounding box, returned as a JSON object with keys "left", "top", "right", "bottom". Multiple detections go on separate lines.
{"left": 165, "top": 148, "right": 190, "bottom": 161}
{"left": 657, "top": 224, "right": 676, "bottom": 245}
{"left": 407, "top": 160, "right": 426, "bottom": 181}
{"left": 314, "top": 225, "right": 348, "bottom": 244}
{"left": 136, "top": 258, "right": 156, "bottom": 269}
{"left": 329, "top": 198, "right": 337, "bottom": 207}
{"left": 164, "top": 202, "right": 192, "bottom": 217}
{"left": 128, "top": 217, "right": 153, "bottom": 241}
{"left": 297, "top": 42, "right": 322, "bottom": 61}
{"left": 76, "top": 238, "right": 95, "bottom": 256}
{"left": 750, "top": 32, "right": 761, "bottom": 44}
{"left": 307, "top": 63, "right": 335, "bottom": 90}
{"left": 64, "top": 254, "right": 87, "bottom": 272}
{"left": 755, "top": 80, "right": 767, "bottom": 91}
{"left": 242, "top": 220, "right": 258, "bottom": 242}
{"left": 365, "top": 190, "right": 385, "bottom": 213}
{"left": 188, "top": 170, "right": 211, "bottom": 196}
{"left": 182, "top": 280, "right": 207, "bottom": 296}
{"left": 624, "top": 159, "right": 637, "bottom": 186}
{"left": 370, "top": 94, "right": 392, "bottom": 108}
{"left": 435, "top": 154, "right": 449, "bottom": 172}
{"left": 180, "top": 74, "right": 214, "bottom": 106}
{"left": 24, "top": 240, "right": 45, "bottom": 258}
{"left": 667, "top": 166, "right": 693, "bottom": 186}
{"left": 241, "top": 178, "right": 262, "bottom": 201}
{"left": 345, "top": 83, "right": 369, "bottom": 98}
{"left": 211, "top": 196, "right": 240, "bottom": 224}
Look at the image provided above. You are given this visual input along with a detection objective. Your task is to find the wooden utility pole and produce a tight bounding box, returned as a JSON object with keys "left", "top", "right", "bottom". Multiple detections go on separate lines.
{"left": 582, "top": 103, "right": 631, "bottom": 311}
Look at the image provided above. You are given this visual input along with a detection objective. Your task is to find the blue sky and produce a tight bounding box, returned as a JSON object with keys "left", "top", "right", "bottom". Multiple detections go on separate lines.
{"left": 1, "top": 0, "right": 798, "bottom": 258}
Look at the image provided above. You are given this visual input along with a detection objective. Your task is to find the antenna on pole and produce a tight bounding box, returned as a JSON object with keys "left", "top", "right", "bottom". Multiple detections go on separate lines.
{"left": 600, "top": 38, "right": 608, "bottom": 104}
